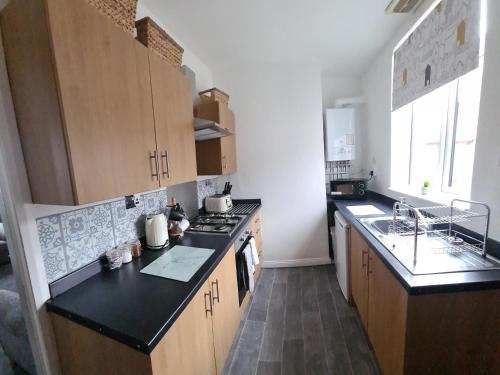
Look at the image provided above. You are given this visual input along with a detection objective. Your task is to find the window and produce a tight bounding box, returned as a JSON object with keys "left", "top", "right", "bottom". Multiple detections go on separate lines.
{"left": 391, "top": 62, "right": 484, "bottom": 199}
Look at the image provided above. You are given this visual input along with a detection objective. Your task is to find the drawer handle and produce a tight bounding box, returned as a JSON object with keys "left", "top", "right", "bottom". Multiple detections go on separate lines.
{"left": 367, "top": 256, "right": 373, "bottom": 275}
{"left": 211, "top": 279, "right": 220, "bottom": 304}
{"left": 204, "top": 291, "right": 213, "bottom": 317}
{"left": 149, "top": 151, "right": 159, "bottom": 180}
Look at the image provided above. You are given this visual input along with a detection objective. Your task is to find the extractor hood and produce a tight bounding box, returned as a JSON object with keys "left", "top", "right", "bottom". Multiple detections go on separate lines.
{"left": 193, "top": 118, "right": 234, "bottom": 141}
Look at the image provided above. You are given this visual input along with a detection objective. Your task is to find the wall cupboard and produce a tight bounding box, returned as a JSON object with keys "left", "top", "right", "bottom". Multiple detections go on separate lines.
{"left": 195, "top": 102, "right": 237, "bottom": 175}
{"left": 1, "top": 0, "right": 197, "bottom": 205}
{"left": 349, "top": 226, "right": 500, "bottom": 375}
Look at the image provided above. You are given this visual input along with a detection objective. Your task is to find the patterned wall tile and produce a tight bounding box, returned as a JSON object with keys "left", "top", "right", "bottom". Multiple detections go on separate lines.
{"left": 61, "top": 209, "right": 90, "bottom": 241}
{"left": 42, "top": 246, "right": 67, "bottom": 282}
{"left": 37, "top": 216, "right": 63, "bottom": 250}
{"left": 197, "top": 176, "right": 228, "bottom": 209}
{"left": 36, "top": 188, "right": 168, "bottom": 283}
{"left": 65, "top": 236, "right": 94, "bottom": 272}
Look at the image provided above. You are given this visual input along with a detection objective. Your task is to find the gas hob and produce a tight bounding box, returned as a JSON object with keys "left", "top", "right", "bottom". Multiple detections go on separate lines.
{"left": 186, "top": 214, "right": 245, "bottom": 235}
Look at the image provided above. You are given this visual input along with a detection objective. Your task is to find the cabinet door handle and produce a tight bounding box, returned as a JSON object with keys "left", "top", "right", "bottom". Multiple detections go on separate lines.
{"left": 149, "top": 151, "right": 159, "bottom": 180}
{"left": 204, "top": 291, "right": 213, "bottom": 317}
{"left": 367, "top": 256, "right": 373, "bottom": 275}
{"left": 362, "top": 250, "right": 368, "bottom": 269}
{"left": 211, "top": 279, "right": 220, "bottom": 304}
{"left": 161, "top": 150, "right": 170, "bottom": 178}
{"left": 222, "top": 155, "right": 227, "bottom": 169}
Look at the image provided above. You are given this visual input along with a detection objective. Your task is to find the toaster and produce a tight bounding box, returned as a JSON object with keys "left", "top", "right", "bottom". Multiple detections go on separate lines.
{"left": 205, "top": 194, "right": 233, "bottom": 213}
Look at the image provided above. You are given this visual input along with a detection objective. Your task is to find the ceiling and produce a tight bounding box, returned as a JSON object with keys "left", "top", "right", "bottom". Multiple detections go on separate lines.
{"left": 142, "top": 0, "right": 409, "bottom": 75}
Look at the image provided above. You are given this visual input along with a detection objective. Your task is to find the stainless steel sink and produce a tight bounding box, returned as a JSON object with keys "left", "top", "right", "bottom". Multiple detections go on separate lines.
{"left": 359, "top": 216, "right": 500, "bottom": 275}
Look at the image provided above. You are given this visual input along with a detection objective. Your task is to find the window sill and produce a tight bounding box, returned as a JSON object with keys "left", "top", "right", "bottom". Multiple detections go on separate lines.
{"left": 388, "top": 186, "right": 469, "bottom": 207}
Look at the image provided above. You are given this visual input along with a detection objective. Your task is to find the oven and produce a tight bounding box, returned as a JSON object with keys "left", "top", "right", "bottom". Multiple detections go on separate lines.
{"left": 234, "top": 225, "right": 252, "bottom": 306}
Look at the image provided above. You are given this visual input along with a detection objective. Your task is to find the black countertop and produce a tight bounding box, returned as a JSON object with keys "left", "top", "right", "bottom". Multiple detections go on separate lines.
{"left": 47, "top": 201, "right": 261, "bottom": 354}
{"left": 328, "top": 193, "right": 500, "bottom": 295}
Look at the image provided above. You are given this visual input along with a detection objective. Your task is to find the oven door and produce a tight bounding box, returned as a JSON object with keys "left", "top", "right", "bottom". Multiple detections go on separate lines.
{"left": 235, "top": 240, "right": 251, "bottom": 305}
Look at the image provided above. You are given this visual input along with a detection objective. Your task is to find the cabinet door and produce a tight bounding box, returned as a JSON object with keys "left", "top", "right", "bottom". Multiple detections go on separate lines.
{"left": 150, "top": 280, "right": 216, "bottom": 375}
{"left": 349, "top": 228, "right": 369, "bottom": 329}
{"left": 210, "top": 246, "right": 241, "bottom": 372}
{"left": 149, "top": 53, "right": 197, "bottom": 186}
{"left": 195, "top": 102, "right": 237, "bottom": 175}
{"left": 251, "top": 210, "right": 263, "bottom": 254}
{"left": 220, "top": 108, "right": 236, "bottom": 174}
{"left": 367, "top": 249, "right": 408, "bottom": 375}
{"left": 46, "top": 0, "right": 159, "bottom": 204}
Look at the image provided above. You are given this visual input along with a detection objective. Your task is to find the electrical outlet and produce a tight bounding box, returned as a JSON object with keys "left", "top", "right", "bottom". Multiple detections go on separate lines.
{"left": 125, "top": 195, "right": 136, "bottom": 209}
{"left": 125, "top": 194, "right": 141, "bottom": 209}
{"left": 133, "top": 194, "right": 141, "bottom": 207}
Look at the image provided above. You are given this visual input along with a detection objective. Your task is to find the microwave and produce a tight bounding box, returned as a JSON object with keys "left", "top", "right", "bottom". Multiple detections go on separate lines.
{"left": 330, "top": 178, "right": 367, "bottom": 199}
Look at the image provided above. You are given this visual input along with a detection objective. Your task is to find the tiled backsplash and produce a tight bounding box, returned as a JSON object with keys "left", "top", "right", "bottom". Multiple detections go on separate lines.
{"left": 197, "top": 176, "right": 229, "bottom": 208}
{"left": 37, "top": 189, "right": 167, "bottom": 283}
{"left": 37, "top": 176, "right": 232, "bottom": 284}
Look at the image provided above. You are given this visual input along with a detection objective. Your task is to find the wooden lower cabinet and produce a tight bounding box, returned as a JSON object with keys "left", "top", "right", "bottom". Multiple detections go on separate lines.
{"left": 367, "top": 249, "right": 407, "bottom": 375}
{"left": 349, "top": 228, "right": 369, "bottom": 329}
{"left": 209, "top": 245, "right": 241, "bottom": 372}
{"left": 251, "top": 209, "right": 263, "bottom": 281}
{"left": 349, "top": 227, "right": 500, "bottom": 375}
{"left": 51, "top": 248, "right": 242, "bottom": 375}
{"left": 149, "top": 280, "right": 216, "bottom": 375}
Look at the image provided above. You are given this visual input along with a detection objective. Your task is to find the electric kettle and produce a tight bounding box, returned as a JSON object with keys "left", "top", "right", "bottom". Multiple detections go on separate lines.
{"left": 145, "top": 213, "right": 169, "bottom": 250}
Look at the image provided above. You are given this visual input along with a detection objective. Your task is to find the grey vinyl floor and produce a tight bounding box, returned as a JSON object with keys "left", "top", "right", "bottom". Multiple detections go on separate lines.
{"left": 223, "top": 265, "right": 380, "bottom": 375}
{"left": 0, "top": 263, "right": 18, "bottom": 293}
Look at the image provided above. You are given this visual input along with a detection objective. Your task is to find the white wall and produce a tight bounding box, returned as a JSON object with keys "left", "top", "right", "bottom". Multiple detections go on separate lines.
{"left": 362, "top": 0, "right": 500, "bottom": 240}
{"left": 213, "top": 64, "right": 330, "bottom": 266}
{"left": 136, "top": 2, "right": 214, "bottom": 92}
{"left": 321, "top": 72, "right": 362, "bottom": 109}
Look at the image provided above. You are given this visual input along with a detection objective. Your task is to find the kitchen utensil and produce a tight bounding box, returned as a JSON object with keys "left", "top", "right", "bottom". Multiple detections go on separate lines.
{"left": 145, "top": 213, "right": 169, "bottom": 250}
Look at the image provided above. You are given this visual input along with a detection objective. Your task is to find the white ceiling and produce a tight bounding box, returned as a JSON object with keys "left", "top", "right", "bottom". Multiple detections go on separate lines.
{"left": 142, "top": 0, "right": 409, "bottom": 75}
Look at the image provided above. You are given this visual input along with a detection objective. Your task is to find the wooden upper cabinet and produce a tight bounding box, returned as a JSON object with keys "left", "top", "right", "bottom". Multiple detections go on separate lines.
{"left": 149, "top": 53, "right": 197, "bottom": 187}
{"left": 1, "top": 0, "right": 159, "bottom": 205}
{"left": 349, "top": 227, "right": 369, "bottom": 329}
{"left": 195, "top": 102, "right": 237, "bottom": 176}
{"left": 209, "top": 246, "right": 240, "bottom": 372}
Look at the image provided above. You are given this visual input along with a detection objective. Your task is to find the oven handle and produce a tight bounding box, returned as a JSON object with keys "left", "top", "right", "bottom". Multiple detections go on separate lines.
{"left": 236, "top": 235, "right": 253, "bottom": 255}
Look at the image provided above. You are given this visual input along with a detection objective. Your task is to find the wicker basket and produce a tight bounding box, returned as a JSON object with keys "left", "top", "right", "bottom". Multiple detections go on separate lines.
{"left": 135, "top": 17, "right": 184, "bottom": 69}
{"left": 199, "top": 88, "right": 230, "bottom": 106}
{"left": 86, "top": 0, "right": 137, "bottom": 34}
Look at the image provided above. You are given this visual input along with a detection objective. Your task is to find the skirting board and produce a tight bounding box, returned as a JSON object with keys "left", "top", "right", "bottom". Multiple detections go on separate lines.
{"left": 262, "top": 257, "right": 332, "bottom": 268}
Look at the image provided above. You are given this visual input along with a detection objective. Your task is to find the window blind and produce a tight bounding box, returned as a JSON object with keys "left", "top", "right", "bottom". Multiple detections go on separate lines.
{"left": 392, "top": 0, "right": 481, "bottom": 111}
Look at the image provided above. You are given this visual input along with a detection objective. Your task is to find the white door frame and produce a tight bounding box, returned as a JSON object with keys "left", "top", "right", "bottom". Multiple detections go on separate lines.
{"left": 0, "top": 15, "right": 60, "bottom": 375}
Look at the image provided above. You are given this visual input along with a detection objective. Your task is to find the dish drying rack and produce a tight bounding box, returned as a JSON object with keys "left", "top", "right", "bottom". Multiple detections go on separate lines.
{"left": 391, "top": 199, "right": 491, "bottom": 265}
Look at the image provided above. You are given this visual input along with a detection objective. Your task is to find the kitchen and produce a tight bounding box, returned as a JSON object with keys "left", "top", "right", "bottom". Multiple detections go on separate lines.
{"left": 0, "top": 0, "right": 498, "bottom": 374}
